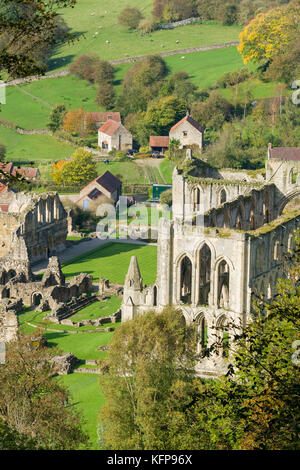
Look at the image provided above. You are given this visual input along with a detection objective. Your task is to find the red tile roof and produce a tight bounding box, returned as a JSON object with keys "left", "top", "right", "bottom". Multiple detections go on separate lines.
{"left": 90, "top": 112, "right": 121, "bottom": 123}
{"left": 170, "top": 115, "right": 205, "bottom": 134}
{"left": 98, "top": 120, "right": 121, "bottom": 136}
{"left": 150, "top": 136, "right": 169, "bottom": 148}
{"left": 0, "top": 162, "right": 14, "bottom": 175}
{"left": 269, "top": 147, "right": 300, "bottom": 161}
{"left": 0, "top": 204, "right": 9, "bottom": 212}
{"left": 12, "top": 167, "right": 39, "bottom": 179}
{"left": 0, "top": 182, "right": 8, "bottom": 195}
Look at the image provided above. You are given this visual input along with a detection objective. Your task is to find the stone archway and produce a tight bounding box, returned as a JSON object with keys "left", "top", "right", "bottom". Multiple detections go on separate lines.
{"left": 32, "top": 292, "right": 43, "bottom": 307}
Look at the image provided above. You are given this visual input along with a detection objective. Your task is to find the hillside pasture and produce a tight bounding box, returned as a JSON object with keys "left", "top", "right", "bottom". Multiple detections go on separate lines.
{"left": 52, "top": 0, "right": 241, "bottom": 69}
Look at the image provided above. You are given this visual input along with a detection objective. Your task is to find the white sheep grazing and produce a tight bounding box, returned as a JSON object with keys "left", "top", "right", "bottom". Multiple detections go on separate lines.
{"left": 181, "top": 56, "right": 185, "bottom": 59}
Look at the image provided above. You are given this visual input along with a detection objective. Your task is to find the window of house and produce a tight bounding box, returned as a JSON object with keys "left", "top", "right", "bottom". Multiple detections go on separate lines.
{"left": 183, "top": 131, "right": 187, "bottom": 137}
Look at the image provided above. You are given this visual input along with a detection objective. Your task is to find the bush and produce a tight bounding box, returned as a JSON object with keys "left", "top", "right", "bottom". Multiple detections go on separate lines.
{"left": 0, "top": 142, "right": 6, "bottom": 161}
{"left": 160, "top": 189, "right": 172, "bottom": 206}
{"left": 95, "top": 83, "right": 116, "bottom": 110}
{"left": 69, "top": 54, "right": 99, "bottom": 82}
{"left": 118, "top": 7, "right": 143, "bottom": 30}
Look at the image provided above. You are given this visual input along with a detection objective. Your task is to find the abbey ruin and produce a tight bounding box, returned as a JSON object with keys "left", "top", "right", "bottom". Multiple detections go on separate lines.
{"left": 122, "top": 146, "right": 300, "bottom": 377}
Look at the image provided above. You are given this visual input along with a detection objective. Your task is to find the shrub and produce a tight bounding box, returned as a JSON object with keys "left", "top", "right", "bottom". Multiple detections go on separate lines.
{"left": 160, "top": 188, "right": 172, "bottom": 206}
{"left": 118, "top": 7, "right": 143, "bottom": 30}
{"left": 69, "top": 54, "right": 99, "bottom": 82}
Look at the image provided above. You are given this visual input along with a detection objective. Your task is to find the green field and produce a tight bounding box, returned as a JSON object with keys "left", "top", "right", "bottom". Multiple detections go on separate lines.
{"left": 59, "top": 373, "right": 104, "bottom": 449}
{"left": 159, "top": 159, "right": 175, "bottom": 184}
{"left": 96, "top": 160, "right": 148, "bottom": 184}
{"left": 62, "top": 241, "right": 157, "bottom": 285}
{"left": 51, "top": 0, "right": 241, "bottom": 69}
{"left": 0, "top": 127, "right": 74, "bottom": 162}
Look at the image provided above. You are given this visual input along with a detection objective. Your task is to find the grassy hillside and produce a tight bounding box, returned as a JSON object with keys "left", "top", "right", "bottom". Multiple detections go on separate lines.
{"left": 0, "top": 127, "right": 74, "bottom": 162}
{"left": 51, "top": 0, "right": 241, "bottom": 70}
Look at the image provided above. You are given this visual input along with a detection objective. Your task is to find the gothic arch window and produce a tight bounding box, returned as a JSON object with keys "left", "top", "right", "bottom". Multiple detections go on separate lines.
{"left": 199, "top": 244, "right": 211, "bottom": 306}
{"left": 197, "top": 316, "right": 208, "bottom": 356}
{"left": 217, "top": 260, "right": 229, "bottom": 309}
{"left": 250, "top": 210, "right": 255, "bottom": 230}
{"left": 289, "top": 168, "right": 298, "bottom": 185}
{"left": 274, "top": 240, "right": 280, "bottom": 262}
{"left": 153, "top": 285, "right": 158, "bottom": 307}
{"left": 263, "top": 192, "right": 270, "bottom": 223}
{"left": 217, "top": 315, "right": 229, "bottom": 358}
{"left": 235, "top": 208, "right": 243, "bottom": 230}
{"left": 180, "top": 256, "right": 192, "bottom": 304}
{"left": 193, "top": 187, "right": 201, "bottom": 211}
{"left": 219, "top": 188, "right": 227, "bottom": 205}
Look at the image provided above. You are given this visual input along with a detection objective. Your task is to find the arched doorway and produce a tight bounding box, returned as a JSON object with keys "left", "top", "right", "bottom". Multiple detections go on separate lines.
{"left": 180, "top": 256, "right": 192, "bottom": 304}
{"left": 32, "top": 293, "right": 43, "bottom": 307}
{"left": 199, "top": 244, "right": 211, "bottom": 305}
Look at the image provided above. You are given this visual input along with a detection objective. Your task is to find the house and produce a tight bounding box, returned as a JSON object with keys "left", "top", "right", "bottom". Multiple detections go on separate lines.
{"left": 169, "top": 112, "right": 205, "bottom": 149}
{"left": 149, "top": 136, "right": 169, "bottom": 154}
{"left": 87, "top": 112, "right": 121, "bottom": 130}
{"left": 98, "top": 120, "right": 132, "bottom": 152}
{"left": 0, "top": 162, "right": 40, "bottom": 181}
{"left": 75, "top": 171, "right": 122, "bottom": 211}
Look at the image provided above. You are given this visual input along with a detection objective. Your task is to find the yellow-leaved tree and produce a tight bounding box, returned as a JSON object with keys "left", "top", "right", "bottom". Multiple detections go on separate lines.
{"left": 51, "top": 148, "right": 97, "bottom": 186}
{"left": 238, "top": 3, "right": 299, "bottom": 64}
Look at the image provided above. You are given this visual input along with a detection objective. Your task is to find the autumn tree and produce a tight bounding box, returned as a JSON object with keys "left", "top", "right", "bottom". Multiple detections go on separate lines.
{"left": 98, "top": 307, "right": 198, "bottom": 450}
{"left": 0, "top": 0, "right": 76, "bottom": 78}
{"left": 238, "top": 2, "right": 299, "bottom": 65}
{"left": 62, "top": 107, "right": 93, "bottom": 136}
{"left": 47, "top": 104, "right": 67, "bottom": 132}
{"left": 144, "top": 95, "right": 186, "bottom": 136}
{"left": 0, "top": 334, "right": 89, "bottom": 450}
{"left": 53, "top": 148, "right": 97, "bottom": 186}
{"left": 95, "top": 83, "right": 116, "bottom": 110}
{"left": 118, "top": 7, "right": 143, "bottom": 30}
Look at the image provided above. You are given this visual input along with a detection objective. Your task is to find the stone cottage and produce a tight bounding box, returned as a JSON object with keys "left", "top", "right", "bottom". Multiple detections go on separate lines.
{"left": 169, "top": 112, "right": 205, "bottom": 149}
{"left": 98, "top": 120, "right": 132, "bottom": 152}
{"left": 75, "top": 170, "right": 122, "bottom": 211}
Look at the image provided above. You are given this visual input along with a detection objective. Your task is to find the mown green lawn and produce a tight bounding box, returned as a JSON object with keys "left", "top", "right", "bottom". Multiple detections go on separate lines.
{"left": 0, "top": 127, "right": 74, "bottom": 162}
{"left": 96, "top": 160, "right": 148, "bottom": 184}
{"left": 52, "top": 0, "right": 241, "bottom": 69}
{"left": 159, "top": 159, "right": 175, "bottom": 184}
{"left": 58, "top": 373, "right": 105, "bottom": 449}
{"left": 62, "top": 241, "right": 157, "bottom": 285}
{"left": 71, "top": 295, "right": 121, "bottom": 321}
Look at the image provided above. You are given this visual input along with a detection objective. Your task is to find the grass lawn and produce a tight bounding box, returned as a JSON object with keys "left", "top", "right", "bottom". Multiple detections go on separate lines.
{"left": 58, "top": 373, "right": 105, "bottom": 449}
{"left": 0, "top": 127, "right": 74, "bottom": 162}
{"left": 219, "top": 78, "right": 284, "bottom": 103}
{"left": 62, "top": 242, "right": 157, "bottom": 285}
{"left": 71, "top": 295, "right": 121, "bottom": 321}
{"left": 96, "top": 160, "right": 148, "bottom": 184}
{"left": 159, "top": 159, "right": 175, "bottom": 184}
{"left": 51, "top": 0, "right": 241, "bottom": 69}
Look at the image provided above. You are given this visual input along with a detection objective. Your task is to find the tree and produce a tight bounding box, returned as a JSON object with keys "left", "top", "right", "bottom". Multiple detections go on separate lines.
{"left": 0, "top": 418, "right": 41, "bottom": 450}
{"left": 47, "top": 104, "right": 67, "bottom": 133}
{"left": 118, "top": 7, "right": 143, "bottom": 30}
{"left": 93, "top": 61, "right": 115, "bottom": 85}
{"left": 191, "top": 92, "right": 233, "bottom": 130}
{"left": 120, "top": 55, "right": 169, "bottom": 114}
{"left": 69, "top": 54, "right": 99, "bottom": 82}
{"left": 62, "top": 107, "right": 93, "bottom": 136}
{"left": 0, "top": 334, "right": 89, "bottom": 449}
{"left": 95, "top": 83, "right": 116, "bottom": 110}
{"left": 144, "top": 95, "right": 186, "bottom": 136}
{"left": 53, "top": 148, "right": 97, "bottom": 186}
{"left": 237, "top": 4, "right": 298, "bottom": 65}
{"left": 0, "top": 0, "right": 76, "bottom": 78}
{"left": 160, "top": 188, "right": 172, "bottom": 206}
{"left": 98, "top": 307, "right": 198, "bottom": 450}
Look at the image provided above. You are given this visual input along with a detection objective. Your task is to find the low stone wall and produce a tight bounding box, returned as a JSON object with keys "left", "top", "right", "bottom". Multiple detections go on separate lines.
{"left": 158, "top": 17, "right": 200, "bottom": 30}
